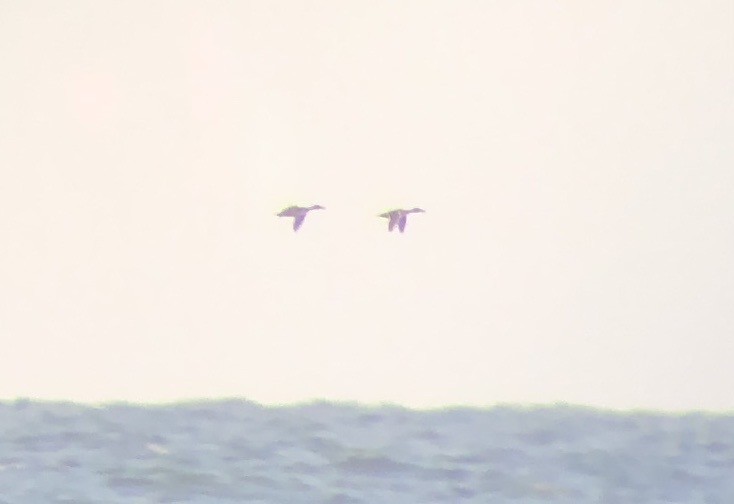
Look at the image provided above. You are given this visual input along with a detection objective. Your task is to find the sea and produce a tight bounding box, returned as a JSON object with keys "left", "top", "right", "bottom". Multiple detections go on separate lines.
{"left": 1, "top": 399, "right": 732, "bottom": 503}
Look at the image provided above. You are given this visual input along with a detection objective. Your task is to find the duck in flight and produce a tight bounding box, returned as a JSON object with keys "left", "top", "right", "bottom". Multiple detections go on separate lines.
{"left": 379, "top": 208, "right": 425, "bottom": 233}
{"left": 277, "top": 204, "right": 325, "bottom": 231}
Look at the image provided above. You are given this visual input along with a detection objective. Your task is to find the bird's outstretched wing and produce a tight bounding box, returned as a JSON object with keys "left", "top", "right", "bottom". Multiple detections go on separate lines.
{"left": 388, "top": 214, "right": 399, "bottom": 232}
{"left": 293, "top": 215, "right": 306, "bottom": 231}
{"left": 278, "top": 206, "right": 297, "bottom": 217}
{"left": 398, "top": 215, "right": 407, "bottom": 233}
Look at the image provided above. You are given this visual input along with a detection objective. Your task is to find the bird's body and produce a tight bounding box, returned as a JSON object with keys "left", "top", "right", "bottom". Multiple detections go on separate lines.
{"left": 277, "top": 204, "right": 325, "bottom": 231}
{"left": 379, "top": 208, "right": 425, "bottom": 232}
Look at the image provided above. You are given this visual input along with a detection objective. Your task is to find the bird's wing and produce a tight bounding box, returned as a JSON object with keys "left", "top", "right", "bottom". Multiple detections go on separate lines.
{"left": 398, "top": 215, "right": 407, "bottom": 233}
{"left": 293, "top": 215, "right": 306, "bottom": 231}
{"left": 278, "top": 206, "right": 297, "bottom": 217}
{"left": 388, "top": 214, "right": 399, "bottom": 231}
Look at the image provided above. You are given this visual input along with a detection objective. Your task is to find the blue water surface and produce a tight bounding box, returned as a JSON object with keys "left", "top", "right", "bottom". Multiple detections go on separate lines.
{"left": 1, "top": 400, "right": 732, "bottom": 503}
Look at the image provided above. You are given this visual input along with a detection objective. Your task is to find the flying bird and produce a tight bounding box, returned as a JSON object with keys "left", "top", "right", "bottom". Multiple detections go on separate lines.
{"left": 277, "top": 204, "right": 325, "bottom": 231}
{"left": 379, "top": 208, "right": 425, "bottom": 233}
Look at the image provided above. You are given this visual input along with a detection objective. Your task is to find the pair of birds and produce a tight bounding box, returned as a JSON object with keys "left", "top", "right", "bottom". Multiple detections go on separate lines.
{"left": 277, "top": 205, "right": 425, "bottom": 232}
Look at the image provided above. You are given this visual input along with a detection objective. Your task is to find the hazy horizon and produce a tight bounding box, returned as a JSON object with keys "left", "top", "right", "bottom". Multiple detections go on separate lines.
{"left": 1, "top": 1, "right": 732, "bottom": 411}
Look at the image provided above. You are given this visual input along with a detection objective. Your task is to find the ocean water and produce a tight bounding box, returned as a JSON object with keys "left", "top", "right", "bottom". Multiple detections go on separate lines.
{"left": 1, "top": 400, "right": 732, "bottom": 503}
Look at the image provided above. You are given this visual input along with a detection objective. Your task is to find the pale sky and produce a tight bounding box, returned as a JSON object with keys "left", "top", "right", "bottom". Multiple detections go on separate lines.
{"left": 1, "top": 1, "right": 732, "bottom": 410}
